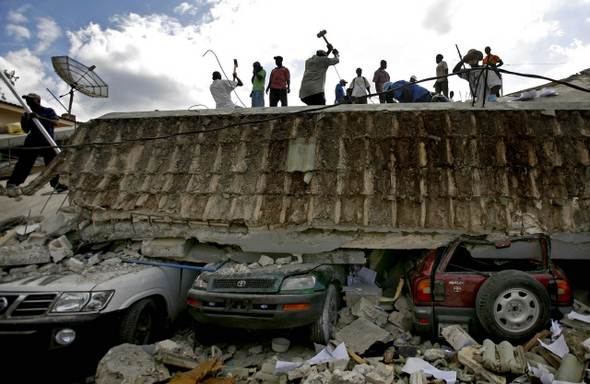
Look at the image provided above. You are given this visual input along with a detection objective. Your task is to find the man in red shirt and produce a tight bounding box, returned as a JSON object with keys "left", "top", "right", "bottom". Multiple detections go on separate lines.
{"left": 266, "top": 56, "right": 291, "bottom": 106}
{"left": 372, "top": 60, "right": 390, "bottom": 104}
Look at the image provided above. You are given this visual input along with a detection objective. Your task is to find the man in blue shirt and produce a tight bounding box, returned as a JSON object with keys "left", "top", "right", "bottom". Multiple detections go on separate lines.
{"left": 334, "top": 79, "right": 348, "bottom": 103}
{"left": 6, "top": 93, "right": 65, "bottom": 191}
{"left": 384, "top": 80, "right": 432, "bottom": 103}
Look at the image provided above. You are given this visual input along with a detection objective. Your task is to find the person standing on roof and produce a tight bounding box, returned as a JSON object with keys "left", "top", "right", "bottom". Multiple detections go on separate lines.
{"left": 210, "top": 71, "right": 243, "bottom": 108}
{"left": 372, "top": 60, "right": 390, "bottom": 103}
{"left": 250, "top": 62, "right": 266, "bottom": 107}
{"left": 266, "top": 56, "right": 290, "bottom": 107}
{"left": 483, "top": 46, "right": 503, "bottom": 97}
{"left": 434, "top": 54, "right": 449, "bottom": 98}
{"left": 453, "top": 49, "right": 501, "bottom": 102}
{"left": 299, "top": 44, "right": 339, "bottom": 106}
{"left": 5, "top": 93, "right": 65, "bottom": 191}
{"left": 348, "top": 68, "right": 371, "bottom": 104}
{"left": 409, "top": 75, "right": 417, "bottom": 83}
{"left": 335, "top": 79, "right": 348, "bottom": 104}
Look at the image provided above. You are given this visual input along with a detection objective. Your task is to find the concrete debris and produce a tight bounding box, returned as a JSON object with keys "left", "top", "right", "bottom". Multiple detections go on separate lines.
{"left": 334, "top": 318, "right": 390, "bottom": 355}
{"left": 95, "top": 344, "right": 164, "bottom": 384}
{"left": 40, "top": 211, "right": 79, "bottom": 236}
{"left": 441, "top": 325, "right": 479, "bottom": 351}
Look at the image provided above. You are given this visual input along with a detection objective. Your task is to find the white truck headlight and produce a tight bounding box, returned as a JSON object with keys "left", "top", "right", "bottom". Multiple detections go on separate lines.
{"left": 193, "top": 274, "right": 209, "bottom": 289}
{"left": 280, "top": 275, "right": 316, "bottom": 291}
{"left": 53, "top": 291, "right": 113, "bottom": 312}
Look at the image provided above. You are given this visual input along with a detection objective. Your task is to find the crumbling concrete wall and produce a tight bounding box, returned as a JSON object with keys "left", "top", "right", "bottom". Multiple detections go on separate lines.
{"left": 16, "top": 102, "right": 590, "bottom": 250}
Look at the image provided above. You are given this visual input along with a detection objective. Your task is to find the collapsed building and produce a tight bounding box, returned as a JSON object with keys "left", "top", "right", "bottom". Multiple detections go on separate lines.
{"left": 5, "top": 99, "right": 590, "bottom": 258}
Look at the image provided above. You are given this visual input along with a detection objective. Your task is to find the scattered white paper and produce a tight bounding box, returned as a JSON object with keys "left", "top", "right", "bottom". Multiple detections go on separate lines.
{"left": 16, "top": 223, "right": 40, "bottom": 235}
{"left": 550, "top": 319, "right": 563, "bottom": 338}
{"left": 402, "top": 357, "right": 457, "bottom": 384}
{"left": 538, "top": 334, "right": 569, "bottom": 358}
{"left": 510, "top": 89, "right": 537, "bottom": 102}
{"left": 273, "top": 361, "right": 304, "bottom": 375}
{"left": 567, "top": 311, "right": 590, "bottom": 324}
{"left": 540, "top": 88, "right": 558, "bottom": 97}
{"left": 529, "top": 365, "right": 554, "bottom": 384}
{"left": 308, "top": 342, "right": 348, "bottom": 366}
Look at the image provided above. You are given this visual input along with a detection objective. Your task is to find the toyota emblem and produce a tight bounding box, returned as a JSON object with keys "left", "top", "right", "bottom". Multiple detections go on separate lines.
{"left": 237, "top": 280, "right": 247, "bottom": 288}
{"left": 0, "top": 297, "right": 8, "bottom": 310}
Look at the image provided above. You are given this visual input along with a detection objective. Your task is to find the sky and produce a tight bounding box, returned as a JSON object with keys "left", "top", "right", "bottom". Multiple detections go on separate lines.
{"left": 0, "top": 0, "right": 589, "bottom": 122}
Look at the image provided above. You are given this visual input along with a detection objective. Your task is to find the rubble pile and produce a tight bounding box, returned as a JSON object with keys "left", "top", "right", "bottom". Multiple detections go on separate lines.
{"left": 94, "top": 290, "right": 590, "bottom": 384}
{"left": 0, "top": 212, "right": 163, "bottom": 282}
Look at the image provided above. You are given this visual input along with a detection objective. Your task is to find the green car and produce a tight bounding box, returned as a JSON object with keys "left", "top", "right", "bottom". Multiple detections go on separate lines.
{"left": 188, "top": 261, "right": 351, "bottom": 344}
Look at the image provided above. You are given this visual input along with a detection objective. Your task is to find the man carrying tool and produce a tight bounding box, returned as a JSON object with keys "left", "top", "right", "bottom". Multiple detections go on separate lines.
{"left": 5, "top": 93, "right": 66, "bottom": 191}
{"left": 210, "top": 70, "right": 243, "bottom": 108}
{"left": 299, "top": 44, "right": 339, "bottom": 106}
{"left": 453, "top": 48, "right": 501, "bottom": 103}
{"left": 266, "top": 56, "right": 290, "bottom": 107}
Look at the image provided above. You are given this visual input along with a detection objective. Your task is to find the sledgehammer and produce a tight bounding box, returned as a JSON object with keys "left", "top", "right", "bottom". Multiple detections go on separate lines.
{"left": 317, "top": 30, "right": 330, "bottom": 46}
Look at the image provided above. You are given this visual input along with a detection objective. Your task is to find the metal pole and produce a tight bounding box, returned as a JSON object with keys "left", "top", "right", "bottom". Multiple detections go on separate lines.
{"left": 0, "top": 70, "right": 61, "bottom": 154}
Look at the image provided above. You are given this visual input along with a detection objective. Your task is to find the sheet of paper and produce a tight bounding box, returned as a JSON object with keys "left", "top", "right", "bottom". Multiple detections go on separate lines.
{"left": 308, "top": 342, "right": 348, "bottom": 365}
{"left": 550, "top": 319, "right": 563, "bottom": 338}
{"left": 538, "top": 334, "right": 569, "bottom": 358}
{"left": 273, "top": 361, "right": 304, "bottom": 375}
{"left": 540, "top": 88, "right": 558, "bottom": 97}
{"left": 567, "top": 311, "right": 590, "bottom": 324}
{"left": 402, "top": 357, "right": 456, "bottom": 384}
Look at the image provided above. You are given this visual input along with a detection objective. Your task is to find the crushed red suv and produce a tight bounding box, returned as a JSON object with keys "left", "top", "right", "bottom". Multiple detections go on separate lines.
{"left": 410, "top": 234, "right": 573, "bottom": 342}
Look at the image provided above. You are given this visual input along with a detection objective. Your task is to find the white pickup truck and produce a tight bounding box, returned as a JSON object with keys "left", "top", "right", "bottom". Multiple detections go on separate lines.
{"left": 0, "top": 258, "right": 201, "bottom": 352}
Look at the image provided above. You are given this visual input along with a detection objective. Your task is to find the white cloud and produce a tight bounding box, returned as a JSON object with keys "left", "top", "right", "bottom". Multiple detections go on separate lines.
{"left": 7, "top": 5, "right": 30, "bottom": 23}
{"left": 6, "top": 24, "right": 32, "bottom": 41}
{"left": 35, "top": 18, "right": 62, "bottom": 53}
{"left": 174, "top": 3, "right": 197, "bottom": 15}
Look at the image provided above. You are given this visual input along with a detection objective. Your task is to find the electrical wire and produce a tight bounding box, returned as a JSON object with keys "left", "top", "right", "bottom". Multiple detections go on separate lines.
{"left": 203, "top": 50, "right": 247, "bottom": 108}
{"left": 2, "top": 69, "right": 590, "bottom": 153}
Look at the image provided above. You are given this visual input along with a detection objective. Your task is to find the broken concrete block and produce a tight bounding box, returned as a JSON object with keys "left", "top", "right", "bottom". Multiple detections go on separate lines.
{"left": 365, "top": 363, "right": 394, "bottom": 384}
{"left": 334, "top": 317, "right": 390, "bottom": 355}
{"left": 142, "top": 238, "right": 195, "bottom": 258}
{"left": 345, "top": 283, "right": 382, "bottom": 307}
{"left": 276, "top": 256, "right": 292, "bottom": 265}
{"left": 249, "top": 345, "right": 263, "bottom": 355}
{"left": 302, "top": 370, "right": 333, "bottom": 384}
{"left": 258, "top": 255, "right": 274, "bottom": 266}
{"left": 48, "top": 235, "right": 73, "bottom": 263}
{"left": 408, "top": 369, "right": 428, "bottom": 384}
{"left": 441, "top": 325, "right": 479, "bottom": 351}
{"left": 336, "top": 307, "right": 357, "bottom": 328}
{"left": 457, "top": 346, "right": 506, "bottom": 384}
{"left": 328, "top": 358, "right": 349, "bottom": 372}
{"left": 185, "top": 243, "right": 228, "bottom": 263}
{"left": 387, "top": 310, "right": 413, "bottom": 331}
{"left": 423, "top": 348, "right": 449, "bottom": 362}
{"left": 303, "top": 250, "right": 366, "bottom": 265}
{"left": 16, "top": 223, "right": 40, "bottom": 235}
{"left": 353, "top": 363, "right": 374, "bottom": 376}
{"left": 9, "top": 264, "right": 38, "bottom": 276}
{"left": 40, "top": 212, "right": 79, "bottom": 236}
{"left": 352, "top": 297, "right": 389, "bottom": 327}
{"left": 65, "top": 258, "right": 84, "bottom": 273}
{"left": 287, "top": 361, "right": 312, "bottom": 381}
{"left": 95, "top": 343, "right": 163, "bottom": 384}
{"left": 555, "top": 353, "right": 585, "bottom": 383}
{"left": 218, "top": 365, "right": 254, "bottom": 380}
{"left": 394, "top": 295, "right": 412, "bottom": 312}
{"left": 332, "top": 369, "right": 365, "bottom": 384}
{"left": 0, "top": 244, "right": 51, "bottom": 267}
{"left": 24, "top": 232, "right": 49, "bottom": 246}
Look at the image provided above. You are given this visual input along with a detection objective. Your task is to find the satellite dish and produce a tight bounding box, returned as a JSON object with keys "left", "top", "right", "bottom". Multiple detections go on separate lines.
{"left": 51, "top": 56, "right": 108, "bottom": 116}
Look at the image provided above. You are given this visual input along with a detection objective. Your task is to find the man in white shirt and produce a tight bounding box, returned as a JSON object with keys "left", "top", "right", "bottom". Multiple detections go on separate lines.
{"left": 210, "top": 71, "right": 243, "bottom": 108}
{"left": 453, "top": 49, "right": 501, "bottom": 103}
{"left": 348, "top": 68, "right": 371, "bottom": 104}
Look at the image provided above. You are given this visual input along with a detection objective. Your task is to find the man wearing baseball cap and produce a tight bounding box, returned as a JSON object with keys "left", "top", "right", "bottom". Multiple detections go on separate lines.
{"left": 5, "top": 93, "right": 66, "bottom": 191}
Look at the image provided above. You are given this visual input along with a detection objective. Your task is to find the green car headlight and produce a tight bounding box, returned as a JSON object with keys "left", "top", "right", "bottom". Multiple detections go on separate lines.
{"left": 280, "top": 275, "right": 317, "bottom": 291}
{"left": 53, "top": 291, "right": 113, "bottom": 312}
